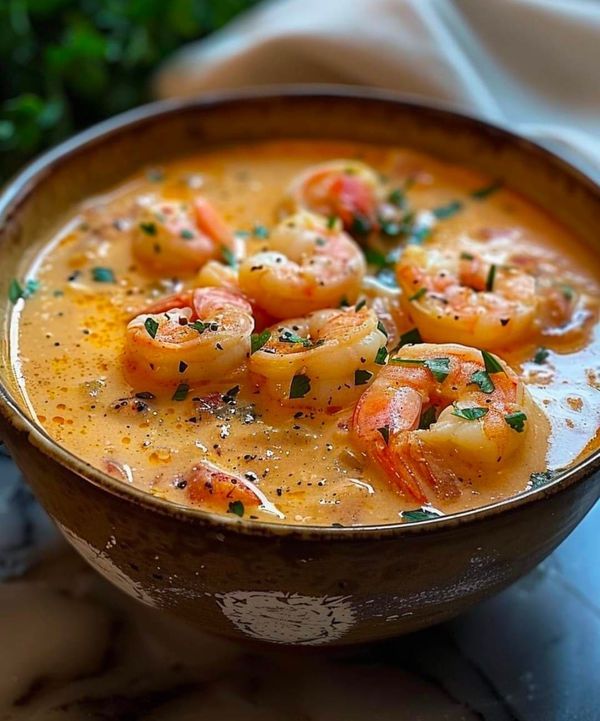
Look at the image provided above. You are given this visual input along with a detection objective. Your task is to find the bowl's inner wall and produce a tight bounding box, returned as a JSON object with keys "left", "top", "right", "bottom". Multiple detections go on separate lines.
{"left": 1, "top": 92, "right": 599, "bottom": 408}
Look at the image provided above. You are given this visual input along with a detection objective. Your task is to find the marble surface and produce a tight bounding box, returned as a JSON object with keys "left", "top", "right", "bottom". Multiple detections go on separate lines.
{"left": 0, "top": 450, "right": 598, "bottom": 721}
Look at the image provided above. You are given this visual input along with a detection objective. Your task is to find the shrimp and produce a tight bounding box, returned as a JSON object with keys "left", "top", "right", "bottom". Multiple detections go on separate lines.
{"left": 285, "top": 160, "right": 381, "bottom": 235}
{"left": 396, "top": 244, "right": 537, "bottom": 350}
{"left": 132, "top": 196, "right": 238, "bottom": 275}
{"left": 124, "top": 287, "right": 254, "bottom": 387}
{"left": 238, "top": 211, "right": 366, "bottom": 318}
{"left": 182, "top": 461, "right": 283, "bottom": 517}
{"left": 250, "top": 306, "right": 388, "bottom": 409}
{"left": 352, "top": 343, "right": 535, "bottom": 503}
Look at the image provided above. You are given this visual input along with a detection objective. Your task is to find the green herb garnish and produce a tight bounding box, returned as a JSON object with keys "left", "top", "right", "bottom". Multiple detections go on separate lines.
{"left": 432, "top": 200, "right": 462, "bottom": 219}
{"left": 355, "top": 299, "right": 367, "bottom": 312}
{"left": 144, "top": 317, "right": 159, "bottom": 339}
{"left": 409, "top": 287, "right": 427, "bottom": 302}
{"left": 189, "top": 320, "right": 208, "bottom": 334}
{"left": 469, "top": 369, "right": 495, "bottom": 394}
{"left": 504, "top": 410, "right": 527, "bottom": 432}
{"left": 481, "top": 349, "right": 504, "bottom": 375}
{"left": 354, "top": 369, "right": 373, "bottom": 386}
{"left": 390, "top": 356, "right": 450, "bottom": 382}
{"left": 471, "top": 180, "right": 502, "bottom": 200}
{"left": 407, "top": 225, "right": 431, "bottom": 245}
{"left": 91, "top": 267, "right": 116, "bottom": 283}
{"left": 452, "top": 405, "right": 488, "bottom": 421}
{"left": 251, "top": 330, "right": 271, "bottom": 354}
{"left": 375, "top": 346, "right": 388, "bottom": 365}
{"left": 8, "top": 279, "right": 24, "bottom": 304}
{"left": 227, "top": 500, "right": 245, "bottom": 517}
{"left": 529, "top": 470, "right": 556, "bottom": 489}
{"left": 396, "top": 327, "right": 422, "bottom": 348}
{"left": 278, "top": 329, "right": 311, "bottom": 346}
{"left": 351, "top": 215, "right": 372, "bottom": 236}
{"left": 252, "top": 224, "right": 269, "bottom": 239}
{"left": 485, "top": 264, "right": 497, "bottom": 292}
{"left": 401, "top": 508, "right": 442, "bottom": 522}
{"left": 364, "top": 247, "right": 390, "bottom": 269}
{"left": 388, "top": 188, "right": 406, "bottom": 208}
{"left": 221, "top": 245, "right": 236, "bottom": 268}
{"left": 327, "top": 215, "right": 338, "bottom": 230}
{"left": 533, "top": 347, "right": 549, "bottom": 364}
{"left": 339, "top": 296, "right": 350, "bottom": 308}
{"left": 378, "top": 425, "right": 390, "bottom": 444}
{"left": 289, "top": 373, "right": 311, "bottom": 399}
{"left": 377, "top": 320, "right": 388, "bottom": 337}
{"left": 139, "top": 221, "right": 157, "bottom": 236}
{"left": 419, "top": 406, "right": 436, "bottom": 430}
{"left": 460, "top": 251, "right": 474, "bottom": 261}
{"left": 172, "top": 383, "right": 190, "bottom": 401}
{"left": 180, "top": 229, "right": 194, "bottom": 240}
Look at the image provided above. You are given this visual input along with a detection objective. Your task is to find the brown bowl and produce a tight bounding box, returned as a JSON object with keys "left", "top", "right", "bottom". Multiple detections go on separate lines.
{"left": 0, "top": 88, "right": 598, "bottom": 647}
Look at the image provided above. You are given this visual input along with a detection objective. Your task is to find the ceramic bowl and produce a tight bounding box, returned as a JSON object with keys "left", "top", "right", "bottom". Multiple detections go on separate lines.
{"left": 0, "top": 88, "right": 598, "bottom": 647}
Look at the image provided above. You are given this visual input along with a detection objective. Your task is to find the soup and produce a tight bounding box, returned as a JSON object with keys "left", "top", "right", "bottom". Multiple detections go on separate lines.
{"left": 9, "top": 140, "right": 600, "bottom": 526}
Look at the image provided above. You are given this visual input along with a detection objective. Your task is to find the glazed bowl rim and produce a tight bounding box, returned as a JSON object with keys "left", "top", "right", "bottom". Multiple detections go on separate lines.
{"left": 0, "top": 84, "right": 598, "bottom": 539}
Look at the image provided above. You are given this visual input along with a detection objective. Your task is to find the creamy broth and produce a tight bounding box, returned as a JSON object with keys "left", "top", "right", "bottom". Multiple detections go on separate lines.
{"left": 10, "top": 140, "right": 600, "bottom": 525}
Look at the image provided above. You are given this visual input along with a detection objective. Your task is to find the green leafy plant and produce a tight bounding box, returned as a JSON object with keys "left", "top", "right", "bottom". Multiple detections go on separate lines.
{"left": 0, "top": 0, "right": 261, "bottom": 181}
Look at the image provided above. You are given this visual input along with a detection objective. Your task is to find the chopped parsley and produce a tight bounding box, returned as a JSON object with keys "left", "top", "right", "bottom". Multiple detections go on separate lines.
{"left": 172, "top": 383, "right": 190, "bottom": 401}
{"left": 227, "top": 500, "right": 245, "bottom": 517}
{"left": 364, "top": 247, "right": 390, "bottom": 269}
{"left": 390, "top": 356, "right": 450, "bottom": 382}
{"left": 355, "top": 298, "right": 367, "bottom": 312}
{"left": 485, "top": 264, "right": 497, "bottom": 292}
{"left": 481, "top": 349, "right": 504, "bottom": 375}
{"left": 221, "top": 245, "right": 236, "bottom": 268}
{"left": 139, "top": 221, "right": 157, "bottom": 236}
{"left": 251, "top": 330, "right": 271, "bottom": 354}
{"left": 419, "top": 406, "right": 437, "bottom": 430}
{"left": 189, "top": 320, "right": 209, "bottom": 334}
{"left": 409, "top": 287, "right": 427, "bottom": 302}
{"left": 407, "top": 225, "right": 431, "bottom": 245}
{"left": 144, "top": 317, "right": 159, "bottom": 339}
{"left": 351, "top": 214, "right": 372, "bottom": 236}
{"left": 452, "top": 405, "right": 488, "bottom": 421}
{"left": 560, "top": 284, "right": 574, "bottom": 301}
{"left": 396, "top": 327, "right": 422, "bottom": 348}
{"left": 432, "top": 200, "right": 463, "bottom": 219}
{"left": 460, "top": 251, "right": 474, "bottom": 261}
{"left": 388, "top": 188, "right": 406, "bottom": 208}
{"left": 339, "top": 296, "right": 350, "bottom": 308}
{"left": 533, "top": 347, "right": 549, "bottom": 364}
{"left": 471, "top": 180, "right": 502, "bottom": 200}
{"left": 252, "top": 224, "right": 269, "bottom": 239}
{"left": 278, "top": 329, "right": 311, "bottom": 346}
{"left": 8, "top": 278, "right": 39, "bottom": 304}
{"left": 375, "top": 346, "right": 388, "bottom": 365}
{"left": 327, "top": 215, "right": 338, "bottom": 230}
{"left": 504, "top": 410, "right": 527, "bottom": 432}
{"left": 401, "top": 508, "right": 442, "bottom": 522}
{"left": 354, "top": 369, "right": 373, "bottom": 386}
{"left": 469, "top": 369, "right": 495, "bottom": 394}
{"left": 146, "top": 168, "right": 165, "bottom": 182}
{"left": 378, "top": 425, "right": 390, "bottom": 444}
{"left": 180, "top": 229, "right": 194, "bottom": 240}
{"left": 529, "top": 469, "right": 556, "bottom": 489}
{"left": 91, "top": 267, "right": 116, "bottom": 283}
{"left": 289, "top": 373, "right": 311, "bottom": 399}
{"left": 377, "top": 320, "right": 388, "bottom": 337}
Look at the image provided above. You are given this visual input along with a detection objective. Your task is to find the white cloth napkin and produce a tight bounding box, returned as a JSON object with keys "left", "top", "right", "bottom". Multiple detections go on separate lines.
{"left": 154, "top": 0, "right": 600, "bottom": 174}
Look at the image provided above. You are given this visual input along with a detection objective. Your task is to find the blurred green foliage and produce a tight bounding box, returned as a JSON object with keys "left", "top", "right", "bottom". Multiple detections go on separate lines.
{"left": 0, "top": 0, "right": 261, "bottom": 181}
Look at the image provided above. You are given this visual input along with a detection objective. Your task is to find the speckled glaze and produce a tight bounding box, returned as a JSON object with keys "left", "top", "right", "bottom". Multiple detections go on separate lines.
{"left": 0, "top": 88, "right": 598, "bottom": 646}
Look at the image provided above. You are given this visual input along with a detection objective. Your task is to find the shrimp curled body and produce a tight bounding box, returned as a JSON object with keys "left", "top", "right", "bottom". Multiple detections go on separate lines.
{"left": 238, "top": 211, "right": 366, "bottom": 318}
{"left": 397, "top": 245, "right": 538, "bottom": 350}
{"left": 250, "top": 306, "right": 388, "bottom": 409}
{"left": 352, "top": 343, "right": 535, "bottom": 503}
{"left": 124, "top": 287, "right": 253, "bottom": 386}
